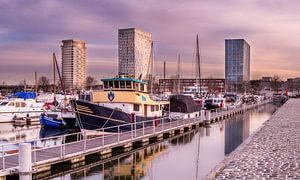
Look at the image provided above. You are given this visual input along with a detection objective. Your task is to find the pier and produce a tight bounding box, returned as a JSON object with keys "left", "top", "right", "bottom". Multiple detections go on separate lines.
{"left": 0, "top": 101, "right": 270, "bottom": 177}
{"left": 207, "top": 99, "right": 300, "bottom": 179}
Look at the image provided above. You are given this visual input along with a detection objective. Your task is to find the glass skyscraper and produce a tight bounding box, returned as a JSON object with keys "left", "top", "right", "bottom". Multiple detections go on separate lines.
{"left": 225, "top": 39, "right": 250, "bottom": 92}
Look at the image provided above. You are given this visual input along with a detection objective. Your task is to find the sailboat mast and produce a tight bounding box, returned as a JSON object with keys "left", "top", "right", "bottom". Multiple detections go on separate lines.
{"left": 177, "top": 54, "right": 181, "bottom": 94}
{"left": 34, "top": 72, "right": 37, "bottom": 93}
{"left": 150, "top": 41, "right": 154, "bottom": 94}
{"left": 52, "top": 53, "right": 56, "bottom": 102}
{"left": 163, "top": 61, "right": 166, "bottom": 94}
{"left": 196, "top": 35, "right": 201, "bottom": 96}
{"left": 53, "top": 53, "right": 66, "bottom": 97}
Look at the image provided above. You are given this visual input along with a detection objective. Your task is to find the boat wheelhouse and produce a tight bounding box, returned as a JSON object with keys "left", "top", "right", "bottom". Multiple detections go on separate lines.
{"left": 93, "top": 77, "right": 168, "bottom": 118}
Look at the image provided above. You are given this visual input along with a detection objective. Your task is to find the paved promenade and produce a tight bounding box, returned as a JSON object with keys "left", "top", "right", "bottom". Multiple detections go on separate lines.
{"left": 208, "top": 99, "right": 300, "bottom": 179}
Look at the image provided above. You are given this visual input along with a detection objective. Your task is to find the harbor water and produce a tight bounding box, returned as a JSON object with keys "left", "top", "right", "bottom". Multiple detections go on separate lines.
{"left": 49, "top": 103, "right": 279, "bottom": 180}
{"left": 0, "top": 103, "right": 279, "bottom": 179}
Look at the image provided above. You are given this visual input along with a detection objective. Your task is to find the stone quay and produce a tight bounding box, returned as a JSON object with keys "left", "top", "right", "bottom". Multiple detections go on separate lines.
{"left": 207, "top": 99, "right": 300, "bottom": 179}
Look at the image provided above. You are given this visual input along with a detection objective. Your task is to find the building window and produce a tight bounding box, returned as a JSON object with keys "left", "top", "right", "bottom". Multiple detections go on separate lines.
{"left": 133, "top": 104, "right": 139, "bottom": 111}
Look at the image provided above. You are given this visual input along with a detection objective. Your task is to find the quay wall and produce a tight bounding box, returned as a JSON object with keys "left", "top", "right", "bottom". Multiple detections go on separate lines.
{"left": 207, "top": 99, "right": 300, "bottom": 179}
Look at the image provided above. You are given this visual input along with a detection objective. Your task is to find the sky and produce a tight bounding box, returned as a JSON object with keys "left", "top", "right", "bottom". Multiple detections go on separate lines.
{"left": 1, "top": 0, "right": 300, "bottom": 84}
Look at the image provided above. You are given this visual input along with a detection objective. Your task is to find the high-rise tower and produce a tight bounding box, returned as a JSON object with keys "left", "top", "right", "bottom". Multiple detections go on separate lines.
{"left": 225, "top": 39, "right": 250, "bottom": 92}
{"left": 118, "top": 28, "right": 152, "bottom": 80}
{"left": 61, "top": 39, "right": 86, "bottom": 90}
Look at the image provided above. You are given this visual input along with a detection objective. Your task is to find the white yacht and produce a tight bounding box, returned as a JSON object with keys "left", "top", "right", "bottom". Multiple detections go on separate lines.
{"left": 0, "top": 98, "right": 44, "bottom": 122}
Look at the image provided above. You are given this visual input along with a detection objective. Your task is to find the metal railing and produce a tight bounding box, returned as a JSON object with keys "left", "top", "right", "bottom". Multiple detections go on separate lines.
{"left": 0, "top": 100, "right": 271, "bottom": 172}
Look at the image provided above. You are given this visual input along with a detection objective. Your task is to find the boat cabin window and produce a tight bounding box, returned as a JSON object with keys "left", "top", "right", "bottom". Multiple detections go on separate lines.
{"left": 8, "top": 102, "right": 15, "bottom": 107}
{"left": 21, "top": 102, "right": 26, "bottom": 107}
{"left": 151, "top": 105, "right": 154, "bottom": 112}
{"left": 0, "top": 102, "right": 8, "bottom": 106}
{"left": 140, "top": 84, "right": 144, "bottom": 91}
{"left": 126, "top": 81, "right": 132, "bottom": 89}
{"left": 104, "top": 81, "right": 108, "bottom": 89}
{"left": 114, "top": 81, "right": 119, "bottom": 88}
{"left": 16, "top": 102, "right": 21, "bottom": 108}
{"left": 133, "top": 104, "right": 140, "bottom": 111}
{"left": 120, "top": 81, "right": 125, "bottom": 88}
{"left": 135, "top": 83, "right": 139, "bottom": 91}
{"left": 156, "top": 105, "right": 159, "bottom": 111}
{"left": 109, "top": 81, "right": 113, "bottom": 88}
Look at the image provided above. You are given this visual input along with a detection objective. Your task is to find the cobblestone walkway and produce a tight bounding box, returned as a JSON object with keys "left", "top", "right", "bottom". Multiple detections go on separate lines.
{"left": 208, "top": 99, "right": 300, "bottom": 179}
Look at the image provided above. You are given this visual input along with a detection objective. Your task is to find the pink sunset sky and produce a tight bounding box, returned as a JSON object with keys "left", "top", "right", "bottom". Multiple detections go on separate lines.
{"left": 0, "top": 0, "right": 300, "bottom": 84}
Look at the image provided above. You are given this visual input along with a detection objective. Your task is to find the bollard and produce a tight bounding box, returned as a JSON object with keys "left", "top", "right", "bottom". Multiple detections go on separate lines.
{"left": 207, "top": 111, "right": 211, "bottom": 121}
{"left": 19, "top": 143, "right": 32, "bottom": 180}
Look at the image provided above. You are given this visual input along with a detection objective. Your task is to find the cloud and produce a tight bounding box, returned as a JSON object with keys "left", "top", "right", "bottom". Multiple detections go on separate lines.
{"left": 0, "top": 0, "right": 300, "bottom": 84}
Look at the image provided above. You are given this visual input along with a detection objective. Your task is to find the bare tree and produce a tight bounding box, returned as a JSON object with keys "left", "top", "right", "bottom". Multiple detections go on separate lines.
{"left": 271, "top": 75, "right": 282, "bottom": 94}
{"left": 86, "top": 76, "right": 97, "bottom": 90}
{"left": 38, "top": 76, "right": 50, "bottom": 92}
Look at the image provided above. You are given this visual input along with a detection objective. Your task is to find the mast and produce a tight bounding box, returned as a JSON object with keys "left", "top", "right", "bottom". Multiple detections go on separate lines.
{"left": 53, "top": 53, "right": 66, "bottom": 98}
{"left": 196, "top": 35, "right": 201, "bottom": 97}
{"left": 150, "top": 41, "right": 154, "bottom": 94}
{"left": 163, "top": 61, "right": 166, "bottom": 94}
{"left": 177, "top": 54, "right": 181, "bottom": 94}
{"left": 52, "top": 53, "right": 56, "bottom": 103}
{"left": 34, "top": 71, "right": 37, "bottom": 93}
{"left": 146, "top": 41, "right": 154, "bottom": 94}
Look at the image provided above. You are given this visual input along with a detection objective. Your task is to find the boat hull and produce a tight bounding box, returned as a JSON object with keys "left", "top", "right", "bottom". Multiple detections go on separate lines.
{"left": 39, "top": 114, "right": 65, "bottom": 128}
{"left": 71, "top": 100, "right": 167, "bottom": 132}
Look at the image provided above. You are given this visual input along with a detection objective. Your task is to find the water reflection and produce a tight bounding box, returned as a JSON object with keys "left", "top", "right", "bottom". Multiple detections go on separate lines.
{"left": 1, "top": 104, "right": 279, "bottom": 180}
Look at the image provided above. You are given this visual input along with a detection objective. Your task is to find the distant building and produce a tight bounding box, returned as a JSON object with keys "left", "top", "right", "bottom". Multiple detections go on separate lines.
{"left": 261, "top": 77, "right": 272, "bottom": 82}
{"left": 158, "top": 78, "right": 225, "bottom": 94}
{"left": 225, "top": 39, "right": 250, "bottom": 92}
{"left": 118, "top": 28, "right": 152, "bottom": 80}
{"left": 61, "top": 39, "right": 86, "bottom": 90}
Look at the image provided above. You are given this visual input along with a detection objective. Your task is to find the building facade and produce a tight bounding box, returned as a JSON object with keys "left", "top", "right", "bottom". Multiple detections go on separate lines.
{"left": 225, "top": 39, "right": 250, "bottom": 92}
{"left": 158, "top": 78, "right": 226, "bottom": 94}
{"left": 118, "top": 28, "right": 152, "bottom": 80}
{"left": 61, "top": 39, "right": 86, "bottom": 90}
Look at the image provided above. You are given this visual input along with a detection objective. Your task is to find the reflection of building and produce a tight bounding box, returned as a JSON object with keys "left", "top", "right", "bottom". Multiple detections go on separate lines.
{"left": 225, "top": 39, "right": 250, "bottom": 92}
{"left": 224, "top": 112, "right": 250, "bottom": 155}
{"left": 61, "top": 39, "right": 87, "bottom": 90}
{"left": 158, "top": 78, "right": 225, "bottom": 94}
{"left": 118, "top": 28, "right": 152, "bottom": 80}
{"left": 102, "top": 143, "right": 167, "bottom": 179}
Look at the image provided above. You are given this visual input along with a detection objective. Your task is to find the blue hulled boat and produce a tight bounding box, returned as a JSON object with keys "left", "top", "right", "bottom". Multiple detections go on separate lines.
{"left": 39, "top": 113, "right": 66, "bottom": 128}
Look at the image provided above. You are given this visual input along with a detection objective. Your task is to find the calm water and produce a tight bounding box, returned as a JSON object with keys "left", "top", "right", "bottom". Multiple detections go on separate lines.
{"left": 46, "top": 104, "right": 279, "bottom": 180}
{"left": 0, "top": 104, "right": 279, "bottom": 179}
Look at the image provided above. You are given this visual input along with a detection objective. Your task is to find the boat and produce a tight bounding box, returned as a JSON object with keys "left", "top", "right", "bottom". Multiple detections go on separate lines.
{"left": 71, "top": 76, "right": 169, "bottom": 132}
{"left": 169, "top": 94, "right": 202, "bottom": 120}
{"left": 204, "top": 97, "right": 226, "bottom": 110}
{"left": 39, "top": 53, "right": 78, "bottom": 129}
{"left": 39, "top": 112, "right": 66, "bottom": 128}
{"left": 0, "top": 97, "right": 44, "bottom": 123}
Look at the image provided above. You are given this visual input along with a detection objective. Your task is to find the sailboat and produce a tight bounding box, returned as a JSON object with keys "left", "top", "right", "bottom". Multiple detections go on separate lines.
{"left": 39, "top": 53, "right": 76, "bottom": 128}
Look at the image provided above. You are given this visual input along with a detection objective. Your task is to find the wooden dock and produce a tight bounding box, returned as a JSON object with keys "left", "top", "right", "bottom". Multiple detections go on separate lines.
{"left": 0, "top": 101, "right": 270, "bottom": 177}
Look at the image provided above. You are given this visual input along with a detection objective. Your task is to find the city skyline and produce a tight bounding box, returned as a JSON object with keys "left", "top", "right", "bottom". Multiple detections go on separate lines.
{"left": 1, "top": 0, "right": 300, "bottom": 84}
